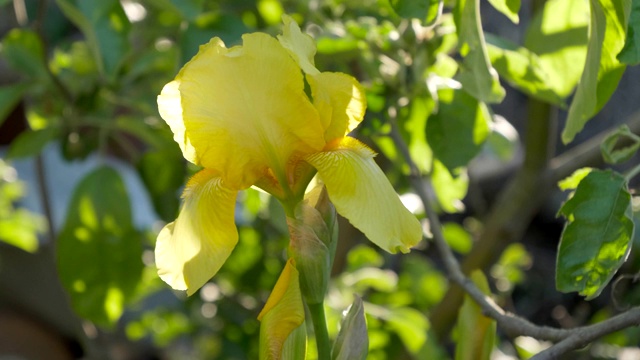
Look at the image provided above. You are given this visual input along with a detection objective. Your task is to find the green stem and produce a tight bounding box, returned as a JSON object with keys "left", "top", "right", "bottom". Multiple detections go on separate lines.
{"left": 308, "top": 302, "right": 331, "bottom": 360}
{"left": 624, "top": 163, "right": 640, "bottom": 181}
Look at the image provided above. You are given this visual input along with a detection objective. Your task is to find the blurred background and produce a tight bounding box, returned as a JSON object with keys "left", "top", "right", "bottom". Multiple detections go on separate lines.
{"left": 1, "top": 0, "right": 640, "bottom": 359}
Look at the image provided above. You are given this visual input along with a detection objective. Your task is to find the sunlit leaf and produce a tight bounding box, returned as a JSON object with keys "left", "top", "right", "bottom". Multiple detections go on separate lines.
{"left": 524, "top": 0, "right": 589, "bottom": 98}
{"left": 487, "top": 0, "right": 520, "bottom": 23}
{"left": 55, "top": 0, "right": 131, "bottom": 79}
{"left": 57, "top": 166, "right": 143, "bottom": 326}
{"left": 442, "top": 222, "right": 472, "bottom": 254}
{"left": 7, "top": 127, "right": 60, "bottom": 159}
{"left": 454, "top": 0, "right": 506, "bottom": 103}
{"left": 556, "top": 170, "right": 634, "bottom": 299}
{"left": 426, "top": 89, "right": 491, "bottom": 171}
{"left": 562, "top": 0, "right": 630, "bottom": 144}
{"left": 431, "top": 160, "right": 468, "bottom": 213}
{"left": 454, "top": 271, "right": 496, "bottom": 360}
{"left": 486, "top": 34, "right": 564, "bottom": 106}
{"left": 617, "top": 0, "right": 640, "bottom": 65}
{"left": 558, "top": 167, "right": 593, "bottom": 191}
{"left": 600, "top": 124, "right": 640, "bottom": 164}
{"left": 384, "top": 307, "right": 429, "bottom": 354}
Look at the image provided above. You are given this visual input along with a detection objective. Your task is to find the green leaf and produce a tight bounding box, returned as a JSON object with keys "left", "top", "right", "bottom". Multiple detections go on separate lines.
{"left": 442, "top": 222, "right": 473, "bottom": 254}
{"left": 524, "top": 0, "right": 589, "bottom": 98}
{"left": 137, "top": 148, "right": 184, "bottom": 221}
{"left": 0, "top": 83, "right": 30, "bottom": 127}
{"left": 600, "top": 124, "right": 640, "bottom": 164}
{"left": 486, "top": 35, "right": 565, "bottom": 106}
{"left": 332, "top": 296, "right": 368, "bottom": 360}
{"left": 431, "top": 160, "right": 468, "bottom": 213}
{"left": 454, "top": 271, "right": 496, "bottom": 360}
{"left": 57, "top": 166, "right": 143, "bottom": 326}
{"left": 55, "top": 0, "right": 130, "bottom": 79}
{"left": 562, "top": 0, "right": 631, "bottom": 144}
{"left": 556, "top": 170, "right": 634, "bottom": 299}
{"left": 558, "top": 167, "right": 593, "bottom": 191}
{"left": 7, "top": 127, "right": 60, "bottom": 159}
{"left": 454, "top": 0, "right": 506, "bottom": 103}
{"left": 617, "top": 0, "right": 640, "bottom": 65}
{"left": 389, "top": 0, "right": 442, "bottom": 25}
{"left": 0, "top": 29, "right": 48, "bottom": 79}
{"left": 426, "top": 89, "right": 491, "bottom": 171}
{"left": 487, "top": 0, "right": 520, "bottom": 23}
{"left": 384, "top": 307, "right": 429, "bottom": 354}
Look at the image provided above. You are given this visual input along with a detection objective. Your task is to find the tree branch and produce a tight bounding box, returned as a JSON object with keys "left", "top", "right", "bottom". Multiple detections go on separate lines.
{"left": 388, "top": 117, "right": 640, "bottom": 356}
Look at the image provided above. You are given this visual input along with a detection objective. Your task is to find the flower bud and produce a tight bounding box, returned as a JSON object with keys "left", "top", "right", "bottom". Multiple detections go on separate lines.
{"left": 287, "top": 185, "right": 338, "bottom": 304}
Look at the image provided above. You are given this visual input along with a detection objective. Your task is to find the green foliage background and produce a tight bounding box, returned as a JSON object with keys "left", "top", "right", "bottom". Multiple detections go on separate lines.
{"left": 1, "top": 0, "right": 640, "bottom": 358}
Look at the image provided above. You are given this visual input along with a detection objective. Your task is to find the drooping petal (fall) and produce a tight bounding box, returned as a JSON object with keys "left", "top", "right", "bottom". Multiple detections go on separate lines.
{"left": 172, "top": 34, "right": 325, "bottom": 188}
{"left": 157, "top": 80, "right": 198, "bottom": 164}
{"left": 258, "top": 259, "right": 306, "bottom": 360}
{"left": 277, "top": 14, "right": 320, "bottom": 75}
{"left": 155, "top": 169, "right": 238, "bottom": 295}
{"left": 305, "top": 137, "right": 422, "bottom": 253}
{"left": 307, "top": 72, "right": 366, "bottom": 141}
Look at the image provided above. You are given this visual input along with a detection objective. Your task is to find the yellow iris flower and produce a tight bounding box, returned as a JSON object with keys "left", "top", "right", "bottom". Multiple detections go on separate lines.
{"left": 155, "top": 16, "right": 422, "bottom": 295}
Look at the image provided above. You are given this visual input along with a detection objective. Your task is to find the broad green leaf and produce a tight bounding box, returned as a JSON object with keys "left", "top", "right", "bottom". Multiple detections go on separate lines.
{"left": 57, "top": 166, "right": 143, "bottom": 326}
{"left": 389, "top": 0, "right": 442, "bottom": 25}
{"left": 524, "top": 0, "right": 589, "bottom": 98}
{"left": 454, "top": 0, "right": 506, "bottom": 103}
{"left": 137, "top": 148, "right": 184, "bottom": 221}
{"left": 0, "top": 83, "right": 30, "bottom": 127}
{"left": 431, "top": 160, "right": 468, "bottom": 213}
{"left": 455, "top": 271, "right": 496, "bottom": 360}
{"left": 558, "top": 167, "right": 593, "bottom": 191}
{"left": 617, "top": 0, "right": 640, "bottom": 65}
{"left": 562, "top": 0, "right": 631, "bottom": 144}
{"left": 600, "top": 124, "right": 640, "bottom": 164}
{"left": 55, "top": 0, "right": 130, "bottom": 78}
{"left": 487, "top": 0, "right": 520, "bottom": 23}
{"left": 486, "top": 35, "right": 564, "bottom": 106}
{"left": 7, "top": 127, "right": 60, "bottom": 159}
{"left": 0, "top": 29, "right": 48, "bottom": 79}
{"left": 556, "top": 170, "right": 634, "bottom": 299}
{"left": 426, "top": 89, "right": 491, "bottom": 171}
{"left": 332, "top": 296, "right": 368, "bottom": 360}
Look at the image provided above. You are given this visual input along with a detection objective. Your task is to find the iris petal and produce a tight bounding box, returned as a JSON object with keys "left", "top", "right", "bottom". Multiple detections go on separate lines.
{"left": 277, "top": 14, "right": 320, "bottom": 75}
{"left": 173, "top": 34, "right": 324, "bottom": 188}
{"left": 157, "top": 80, "right": 198, "bottom": 164}
{"left": 155, "top": 169, "right": 238, "bottom": 295}
{"left": 307, "top": 72, "right": 366, "bottom": 141}
{"left": 258, "top": 259, "right": 306, "bottom": 360}
{"left": 305, "top": 137, "right": 422, "bottom": 253}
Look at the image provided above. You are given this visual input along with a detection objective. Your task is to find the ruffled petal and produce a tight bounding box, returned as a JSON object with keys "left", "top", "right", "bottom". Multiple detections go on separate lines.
{"left": 307, "top": 72, "right": 366, "bottom": 141}
{"left": 155, "top": 169, "right": 238, "bottom": 295}
{"left": 157, "top": 80, "right": 198, "bottom": 164}
{"left": 173, "top": 34, "right": 325, "bottom": 188}
{"left": 305, "top": 137, "right": 422, "bottom": 253}
{"left": 258, "top": 259, "right": 306, "bottom": 360}
{"left": 277, "top": 14, "right": 320, "bottom": 75}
